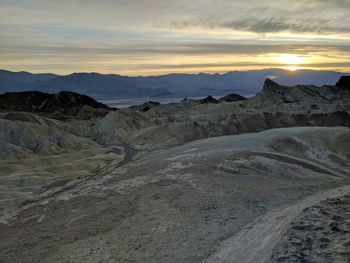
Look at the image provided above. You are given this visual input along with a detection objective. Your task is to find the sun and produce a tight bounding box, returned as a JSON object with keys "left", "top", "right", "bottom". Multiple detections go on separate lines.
{"left": 283, "top": 66, "right": 301, "bottom": 71}
{"left": 278, "top": 54, "right": 304, "bottom": 65}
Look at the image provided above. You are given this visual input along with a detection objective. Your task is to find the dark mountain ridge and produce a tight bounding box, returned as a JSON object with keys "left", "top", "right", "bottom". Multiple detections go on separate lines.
{"left": 0, "top": 90, "right": 113, "bottom": 119}
{"left": 0, "top": 68, "right": 348, "bottom": 99}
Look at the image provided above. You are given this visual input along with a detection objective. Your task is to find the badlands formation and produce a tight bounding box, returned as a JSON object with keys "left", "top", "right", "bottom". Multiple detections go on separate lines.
{"left": 0, "top": 77, "right": 350, "bottom": 262}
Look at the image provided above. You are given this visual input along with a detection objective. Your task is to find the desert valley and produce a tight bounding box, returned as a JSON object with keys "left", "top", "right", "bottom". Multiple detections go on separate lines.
{"left": 0, "top": 75, "right": 349, "bottom": 262}
{"left": 1, "top": 0, "right": 350, "bottom": 262}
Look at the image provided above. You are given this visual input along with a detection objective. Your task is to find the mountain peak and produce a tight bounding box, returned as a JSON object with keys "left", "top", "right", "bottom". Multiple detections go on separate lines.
{"left": 263, "top": 78, "right": 284, "bottom": 93}
{"left": 264, "top": 78, "right": 279, "bottom": 86}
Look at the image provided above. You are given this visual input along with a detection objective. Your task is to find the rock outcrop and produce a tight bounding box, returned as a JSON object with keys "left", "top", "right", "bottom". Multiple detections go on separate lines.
{"left": 182, "top": 95, "right": 219, "bottom": 104}
{"left": 219, "top": 93, "right": 246, "bottom": 102}
{"left": 129, "top": 101, "right": 160, "bottom": 112}
{"left": 254, "top": 78, "right": 347, "bottom": 107}
{"left": 199, "top": 95, "right": 219, "bottom": 104}
{"left": 86, "top": 77, "right": 350, "bottom": 149}
{"left": 336, "top": 75, "right": 350, "bottom": 89}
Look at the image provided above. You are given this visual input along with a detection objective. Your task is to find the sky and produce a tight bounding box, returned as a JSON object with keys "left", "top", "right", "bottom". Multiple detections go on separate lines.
{"left": 0, "top": 0, "right": 349, "bottom": 75}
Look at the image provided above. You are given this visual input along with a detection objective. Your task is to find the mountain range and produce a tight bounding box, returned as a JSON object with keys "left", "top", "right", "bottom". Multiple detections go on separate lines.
{"left": 0, "top": 68, "right": 348, "bottom": 99}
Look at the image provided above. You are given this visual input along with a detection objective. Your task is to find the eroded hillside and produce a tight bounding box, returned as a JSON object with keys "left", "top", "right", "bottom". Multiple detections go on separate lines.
{"left": 0, "top": 77, "right": 349, "bottom": 263}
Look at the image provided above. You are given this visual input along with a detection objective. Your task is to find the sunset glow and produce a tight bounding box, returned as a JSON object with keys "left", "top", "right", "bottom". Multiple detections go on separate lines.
{"left": 283, "top": 66, "right": 303, "bottom": 71}
{"left": 278, "top": 54, "right": 305, "bottom": 65}
{"left": 0, "top": 0, "right": 349, "bottom": 75}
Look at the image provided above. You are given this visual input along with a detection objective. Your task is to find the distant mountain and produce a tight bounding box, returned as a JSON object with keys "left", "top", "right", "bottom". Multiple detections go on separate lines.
{"left": 0, "top": 69, "right": 348, "bottom": 99}
{"left": 0, "top": 69, "right": 57, "bottom": 90}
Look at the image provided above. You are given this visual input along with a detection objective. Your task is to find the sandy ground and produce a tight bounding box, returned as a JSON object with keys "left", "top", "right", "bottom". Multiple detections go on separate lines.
{"left": 0, "top": 127, "right": 349, "bottom": 263}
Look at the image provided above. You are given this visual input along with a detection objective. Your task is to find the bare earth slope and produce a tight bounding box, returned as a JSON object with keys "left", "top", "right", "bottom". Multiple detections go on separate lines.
{"left": 0, "top": 112, "right": 124, "bottom": 211}
{"left": 0, "top": 77, "right": 350, "bottom": 263}
{"left": 85, "top": 79, "right": 350, "bottom": 149}
{"left": 0, "top": 127, "right": 349, "bottom": 262}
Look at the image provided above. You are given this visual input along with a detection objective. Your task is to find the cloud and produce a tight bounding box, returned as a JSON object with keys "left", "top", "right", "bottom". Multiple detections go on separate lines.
{"left": 169, "top": 0, "right": 350, "bottom": 34}
{"left": 136, "top": 61, "right": 350, "bottom": 70}
{"left": 1, "top": 43, "right": 349, "bottom": 57}
{"left": 0, "top": 0, "right": 349, "bottom": 74}
{"left": 171, "top": 16, "right": 350, "bottom": 34}
{"left": 219, "top": 18, "right": 349, "bottom": 34}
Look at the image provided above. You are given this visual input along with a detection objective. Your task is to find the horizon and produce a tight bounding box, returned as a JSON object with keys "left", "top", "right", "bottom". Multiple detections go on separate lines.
{"left": 1, "top": 1, "right": 350, "bottom": 75}
{"left": 2, "top": 67, "right": 350, "bottom": 78}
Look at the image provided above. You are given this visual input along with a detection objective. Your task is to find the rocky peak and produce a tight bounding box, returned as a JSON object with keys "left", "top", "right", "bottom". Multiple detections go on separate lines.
{"left": 336, "top": 76, "right": 350, "bottom": 89}
{"left": 129, "top": 101, "right": 160, "bottom": 112}
{"left": 182, "top": 95, "right": 219, "bottom": 104}
{"left": 263, "top": 79, "right": 285, "bottom": 94}
{"left": 199, "top": 95, "right": 219, "bottom": 104}
{"left": 219, "top": 93, "right": 246, "bottom": 102}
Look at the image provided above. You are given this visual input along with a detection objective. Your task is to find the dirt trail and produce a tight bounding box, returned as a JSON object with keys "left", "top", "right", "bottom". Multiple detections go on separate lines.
{"left": 204, "top": 184, "right": 350, "bottom": 263}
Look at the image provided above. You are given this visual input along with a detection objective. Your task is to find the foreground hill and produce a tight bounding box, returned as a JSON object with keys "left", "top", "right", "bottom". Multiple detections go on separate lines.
{"left": 1, "top": 127, "right": 350, "bottom": 262}
{"left": 0, "top": 69, "right": 347, "bottom": 98}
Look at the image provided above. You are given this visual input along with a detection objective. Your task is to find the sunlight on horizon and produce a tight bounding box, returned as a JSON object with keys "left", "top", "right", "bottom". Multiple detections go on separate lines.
{"left": 282, "top": 66, "right": 303, "bottom": 71}
{"left": 0, "top": 1, "right": 349, "bottom": 75}
{"left": 277, "top": 54, "right": 305, "bottom": 65}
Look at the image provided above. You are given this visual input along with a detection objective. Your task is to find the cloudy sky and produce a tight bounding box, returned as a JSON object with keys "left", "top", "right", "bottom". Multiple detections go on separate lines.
{"left": 0, "top": 0, "right": 349, "bottom": 75}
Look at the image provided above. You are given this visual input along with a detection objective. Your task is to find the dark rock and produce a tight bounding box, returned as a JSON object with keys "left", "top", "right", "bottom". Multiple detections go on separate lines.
{"left": 182, "top": 95, "right": 219, "bottom": 104}
{"left": 0, "top": 91, "right": 114, "bottom": 119}
{"left": 311, "top": 104, "right": 319, "bottom": 110}
{"left": 320, "top": 209, "right": 330, "bottom": 215}
{"left": 275, "top": 255, "right": 289, "bottom": 262}
{"left": 319, "top": 243, "right": 328, "bottom": 249}
{"left": 305, "top": 237, "right": 313, "bottom": 244}
{"left": 343, "top": 241, "right": 350, "bottom": 247}
{"left": 335, "top": 76, "right": 350, "bottom": 89}
{"left": 199, "top": 95, "right": 219, "bottom": 104}
{"left": 292, "top": 222, "right": 313, "bottom": 231}
{"left": 290, "top": 238, "right": 302, "bottom": 245}
{"left": 182, "top": 97, "right": 198, "bottom": 103}
{"left": 129, "top": 101, "right": 160, "bottom": 112}
{"left": 263, "top": 79, "right": 284, "bottom": 93}
{"left": 329, "top": 222, "right": 341, "bottom": 232}
{"left": 318, "top": 237, "right": 330, "bottom": 243}
{"left": 332, "top": 215, "right": 344, "bottom": 221}
{"left": 300, "top": 249, "right": 311, "bottom": 257}
{"left": 219, "top": 93, "right": 246, "bottom": 102}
